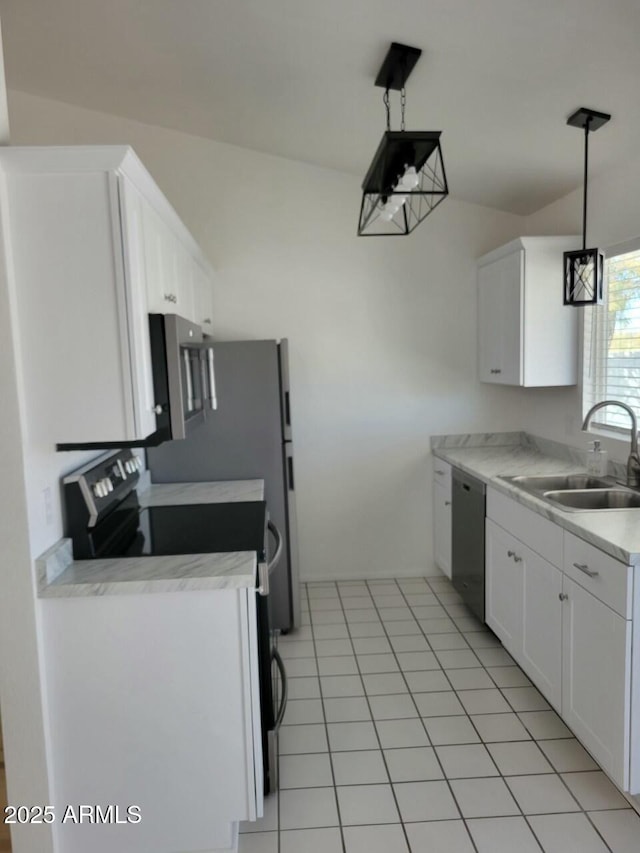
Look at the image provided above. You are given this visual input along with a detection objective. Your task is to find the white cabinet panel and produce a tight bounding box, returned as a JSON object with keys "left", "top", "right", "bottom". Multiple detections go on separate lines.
{"left": 477, "top": 237, "right": 578, "bottom": 387}
{"left": 433, "top": 481, "right": 452, "bottom": 579}
{"left": 562, "top": 577, "right": 631, "bottom": 790}
{"left": 485, "top": 519, "right": 523, "bottom": 655}
{"left": 521, "top": 549, "right": 563, "bottom": 711}
{"left": 478, "top": 249, "right": 522, "bottom": 384}
{"left": 192, "top": 260, "right": 214, "bottom": 331}
{"left": 42, "top": 589, "right": 262, "bottom": 853}
{"left": 564, "top": 531, "right": 632, "bottom": 619}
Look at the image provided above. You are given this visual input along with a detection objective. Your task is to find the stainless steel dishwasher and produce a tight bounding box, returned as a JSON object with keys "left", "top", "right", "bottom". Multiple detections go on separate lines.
{"left": 451, "top": 469, "right": 486, "bottom": 622}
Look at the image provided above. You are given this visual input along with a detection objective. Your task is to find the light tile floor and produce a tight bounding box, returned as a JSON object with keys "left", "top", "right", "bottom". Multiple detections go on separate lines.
{"left": 240, "top": 575, "right": 640, "bottom": 853}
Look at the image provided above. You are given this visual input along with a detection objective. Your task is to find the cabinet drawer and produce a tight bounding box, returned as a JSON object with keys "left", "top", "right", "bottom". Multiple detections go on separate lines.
{"left": 487, "top": 487, "right": 563, "bottom": 567}
{"left": 563, "top": 532, "right": 632, "bottom": 619}
{"left": 433, "top": 459, "right": 452, "bottom": 498}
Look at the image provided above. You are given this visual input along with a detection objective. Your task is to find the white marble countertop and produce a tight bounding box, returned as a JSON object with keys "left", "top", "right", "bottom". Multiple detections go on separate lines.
{"left": 37, "top": 479, "right": 265, "bottom": 598}
{"left": 432, "top": 437, "right": 640, "bottom": 566}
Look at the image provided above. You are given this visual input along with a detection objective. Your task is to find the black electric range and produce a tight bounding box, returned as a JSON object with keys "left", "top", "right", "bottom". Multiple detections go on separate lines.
{"left": 62, "top": 449, "right": 285, "bottom": 796}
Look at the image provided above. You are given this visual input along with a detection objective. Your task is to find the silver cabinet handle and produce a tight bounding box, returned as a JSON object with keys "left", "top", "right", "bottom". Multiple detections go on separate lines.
{"left": 490, "top": 368, "right": 502, "bottom": 374}
{"left": 164, "top": 293, "right": 177, "bottom": 303}
{"left": 573, "top": 562, "right": 599, "bottom": 578}
{"left": 445, "top": 500, "right": 451, "bottom": 506}
{"left": 202, "top": 317, "right": 212, "bottom": 325}
{"left": 435, "top": 469, "right": 445, "bottom": 475}
{"left": 559, "top": 592, "right": 568, "bottom": 601}
{"left": 507, "top": 549, "right": 522, "bottom": 562}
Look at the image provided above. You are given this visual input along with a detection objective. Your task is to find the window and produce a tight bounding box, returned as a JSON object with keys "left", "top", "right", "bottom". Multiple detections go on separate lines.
{"left": 583, "top": 242, "right": 640, "bottom": 431}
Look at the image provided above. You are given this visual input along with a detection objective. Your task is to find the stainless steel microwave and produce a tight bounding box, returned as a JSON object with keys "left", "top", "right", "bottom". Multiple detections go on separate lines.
{"left": 149, "top": 313, "right": 217, "bottom": 441}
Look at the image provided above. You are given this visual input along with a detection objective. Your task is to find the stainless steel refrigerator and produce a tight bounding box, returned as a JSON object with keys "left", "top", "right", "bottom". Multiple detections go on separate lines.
{"left": 147, "top": 339, "right": 301, "bottom": 632}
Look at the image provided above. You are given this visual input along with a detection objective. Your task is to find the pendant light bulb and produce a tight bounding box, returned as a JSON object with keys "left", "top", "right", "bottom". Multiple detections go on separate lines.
{"left": 397, "top": 166, "right": 420, "bottom": 191}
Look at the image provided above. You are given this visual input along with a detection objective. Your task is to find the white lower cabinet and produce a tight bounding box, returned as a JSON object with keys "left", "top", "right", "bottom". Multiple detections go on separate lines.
{"left": 522, "top": 549, "right": 563, "bottom": 711}
{"left": 562, "top": 576, "right": 632, "bottom": 789}
{"left": 432, "top": 461, "right": 452, "bottom": 578}
{"left": 485, "top": 518, "right": 562, "bottom": 711}
{"left": 486, "top": 485, "right": 638, "bottom": 793}
{"left": 433, "top": 482, "right": 452, "bottom": 578}
{"left": 485, "top": 519, "right": 524, "bottom": 652}
{"left": 41, "top": 588, "right": 262, "bottom": 853}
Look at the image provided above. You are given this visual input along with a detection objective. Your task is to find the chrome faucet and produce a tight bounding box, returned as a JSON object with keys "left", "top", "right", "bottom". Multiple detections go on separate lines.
{"left": 582, "top": 400, "right": 640, "bottom": 488}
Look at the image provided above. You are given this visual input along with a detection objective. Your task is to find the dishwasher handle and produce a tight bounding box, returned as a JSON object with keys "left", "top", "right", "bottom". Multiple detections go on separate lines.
{"left": 452, "top": 469, "right": 486, "bottom": 497}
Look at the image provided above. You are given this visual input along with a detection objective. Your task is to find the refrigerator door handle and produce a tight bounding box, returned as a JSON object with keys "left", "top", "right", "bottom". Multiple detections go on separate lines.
{"left": 206, "top": 347, "right": 217, "bottom": 410}
{"left": 271, "top": 647, "right": 288, "bottom": 732}
{"left": 287, "top": 455, "right": 295, "bottom": 491}
{"left": 257, "top": 522, "right": 284, "bottom": 596}
{"left": 284, "top": 390, "right": 291, "bottom": 428}
{"left": 267, "top": 520, "right": 283, "bottom": 573}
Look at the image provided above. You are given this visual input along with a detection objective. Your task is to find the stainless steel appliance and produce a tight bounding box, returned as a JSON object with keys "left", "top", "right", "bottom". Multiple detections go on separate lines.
{"left": 62, "top": 448, "right": 287, "bottom": 794}
{"left": 148, "top": 313, "right": 217, "bottom": 442}
{"left": 451, "top": 469, "right": 486, "bottom": 622}
{"left": 148, "top": 339, "right": 300, "bottom": 633}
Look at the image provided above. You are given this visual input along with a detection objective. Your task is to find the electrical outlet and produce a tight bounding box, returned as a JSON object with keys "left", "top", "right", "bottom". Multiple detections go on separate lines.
{"left": 43, "top": 486, "right": 53, "bottom": 526}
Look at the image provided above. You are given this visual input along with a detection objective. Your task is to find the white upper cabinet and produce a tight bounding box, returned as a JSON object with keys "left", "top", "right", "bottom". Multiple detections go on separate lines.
{"left": 141, "top": 190, "right": 211, "bottom": 325}
{"left": 192, "top": 260, "right": 215, "bottom": 331}
{"left": 0, "top": 146, "right": 215, "bottom": 447}
{"left": 477, "top": 237, "right": 579, "bottom": 387}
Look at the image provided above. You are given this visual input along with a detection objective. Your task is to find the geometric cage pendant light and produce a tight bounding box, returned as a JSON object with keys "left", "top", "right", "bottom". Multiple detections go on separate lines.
{"left": 563, "top": 107, "right": 611, "bottom": 306}
{"left": 357, "top": 43, "right": 448, "bottom": 236}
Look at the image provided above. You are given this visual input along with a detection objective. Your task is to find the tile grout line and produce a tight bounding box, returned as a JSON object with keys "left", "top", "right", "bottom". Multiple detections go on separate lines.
{"left": 296, "top": 577, "right": 630, "bottom": 852}
{"left": 391, "top": 578, "right": 619, "bottom": 853}
{"left": 333, "top": 578, "right": 416, "bottom": 853}
{"left": 362, "top": 576, "right": 484, "bottom": 853}
{"left": 306, "top": 580, "right": 348, "bottom": 853}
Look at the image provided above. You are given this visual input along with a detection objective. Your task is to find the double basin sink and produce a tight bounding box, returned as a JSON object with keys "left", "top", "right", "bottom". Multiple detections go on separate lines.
{"left": 501, "top": 474, "right": 640, "bottom": 511}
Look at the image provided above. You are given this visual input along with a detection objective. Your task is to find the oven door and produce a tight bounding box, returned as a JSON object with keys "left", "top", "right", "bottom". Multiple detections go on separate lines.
{"left": 256, "top": 520, "right": 287, "bottom": 794}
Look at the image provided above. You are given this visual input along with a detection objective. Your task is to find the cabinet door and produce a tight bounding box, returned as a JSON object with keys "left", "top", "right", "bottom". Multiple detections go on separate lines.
{"left": 433, "top": 481, "right": 452, "bottom": 579}
{"left": 142, "top": 201, "right": 174, "bottom": 314}
{"left": 117, "top": 176, "right": 157, "bottom": 439}
{"left": 478, "top": 249, "right": 523, "bottom": 385}
{"left": 485, "top": 519, "right": 523, "bottom": 657}
{"left": 192, "top": 260, "right": 214, "bottom": 331}
{"left": 521, "top": 549, "right": 562, "bottom": 710}
{"left": 562, "top": 577, "right": 632, "bottom": 790}
{"left": 174, "top": 240, "right": 195, "bottom": 321}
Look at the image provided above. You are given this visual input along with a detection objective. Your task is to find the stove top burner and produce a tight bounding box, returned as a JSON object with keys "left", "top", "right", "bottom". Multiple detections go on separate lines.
{"left": 115, "top": 502, "right": 267, "bottom": 558}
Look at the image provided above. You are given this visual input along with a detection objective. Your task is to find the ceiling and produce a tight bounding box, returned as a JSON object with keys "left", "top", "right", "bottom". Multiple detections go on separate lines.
{"left": 2, "top": 0, "right": 640, "bottom": 214}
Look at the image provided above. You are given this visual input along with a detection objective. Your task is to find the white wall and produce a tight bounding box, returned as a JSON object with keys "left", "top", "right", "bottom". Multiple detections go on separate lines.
{"left": 7, "top": 90, "right": 533, "bottom": 583}
{"left": 520, "top": 148, "right": 640, "bottom": 462}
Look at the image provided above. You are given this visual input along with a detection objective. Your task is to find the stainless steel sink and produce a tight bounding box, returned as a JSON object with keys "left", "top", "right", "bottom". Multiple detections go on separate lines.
{"left": 507, "top": 474, "right": 612, "bottom": 492}
{"left": 543, "top": 489, "right": 640, "bottom": 510}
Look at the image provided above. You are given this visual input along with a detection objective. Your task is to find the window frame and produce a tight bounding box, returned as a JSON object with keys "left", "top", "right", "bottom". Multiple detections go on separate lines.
{"left": 581, "top": 236, "right": 640, "bottom": 436}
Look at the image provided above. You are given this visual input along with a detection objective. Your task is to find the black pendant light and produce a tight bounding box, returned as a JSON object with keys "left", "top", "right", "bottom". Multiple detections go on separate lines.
{"left": 563, "top": 107, "right": 611, "bottom": 306}
{"left": 357, "top": 43, "right": 448, "bottom": 237}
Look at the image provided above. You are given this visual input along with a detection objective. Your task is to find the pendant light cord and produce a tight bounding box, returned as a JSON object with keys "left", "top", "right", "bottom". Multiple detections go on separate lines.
{"left": 582, "top": 117, "right": 591, "bottom": 251}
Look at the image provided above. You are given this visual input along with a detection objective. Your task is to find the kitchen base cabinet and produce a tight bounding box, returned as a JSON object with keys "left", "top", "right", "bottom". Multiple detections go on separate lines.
{"left": 432, "top": 461, "right": 452, "bottom": 578}
{"left": 486, "top": 484, "right": 639, "bottom": 794}
{"left": 41, "top": 588, "right": 262, "bottom": 853}
{"left": 522, "top": 549, "right": 563, "bottom": 712}
{"left": 562, "top": 577, "right": 632, "bottom": 790}
{"left": 485, "top": 519, "right": 523, "bottom": 653}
